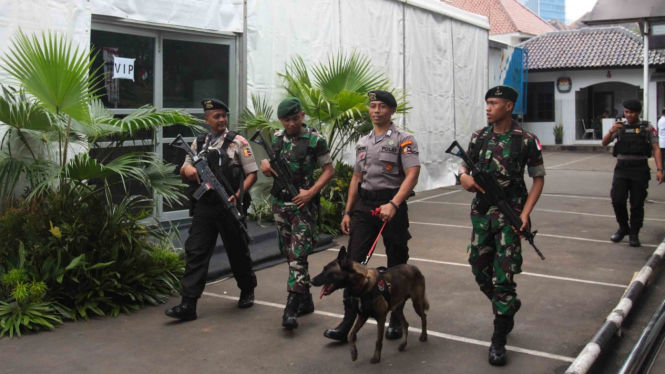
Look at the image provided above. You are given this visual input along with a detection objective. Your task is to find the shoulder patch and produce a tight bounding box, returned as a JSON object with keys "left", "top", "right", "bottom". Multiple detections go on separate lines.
{"left": 400, "top": 140, "right": 413, "bottom": 148}
{"left": 243, "top": 148, "right": 252, "bottom": 157}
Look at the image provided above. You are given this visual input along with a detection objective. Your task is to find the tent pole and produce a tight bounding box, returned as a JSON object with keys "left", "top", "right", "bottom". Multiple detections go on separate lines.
{"left": 644, "top": 20, "right": 650, "bottom": 121}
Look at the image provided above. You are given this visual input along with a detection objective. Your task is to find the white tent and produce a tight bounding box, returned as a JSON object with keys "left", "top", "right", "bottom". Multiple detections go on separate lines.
{"left": 0, "top": 0, "right": 489, "bottom": 194}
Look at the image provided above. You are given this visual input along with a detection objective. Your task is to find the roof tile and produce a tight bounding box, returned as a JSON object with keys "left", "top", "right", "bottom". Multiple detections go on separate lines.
{"left": 449, "top": 0, "right": 556, "bottom": 35}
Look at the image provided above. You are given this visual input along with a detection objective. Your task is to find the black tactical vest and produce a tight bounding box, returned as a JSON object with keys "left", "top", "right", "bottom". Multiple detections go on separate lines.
{"left": 613, "top": 122, "right": 652, "bottom": 157}
{"left": 270, "top": 127, "right": 315, "bottom": 198}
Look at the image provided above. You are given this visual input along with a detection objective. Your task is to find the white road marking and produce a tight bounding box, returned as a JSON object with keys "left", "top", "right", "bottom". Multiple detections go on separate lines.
{"left": 410, "top": 190, "right": 461, "bottom": 203}
{"left": 417, "top": 201, "right": 665, "bottom": 222}
{"left": 548, "top": 154, "right": 603, "bottom": 169}
{"left": 541, "top": 193, "right": 611, "bottom": 201}
{"left": 202, "top": 291, "right": 575, "bottom": 363}
{"left": 409, "top": 221, "right": 659, "bottom": 248}
{"left": 326, "top": 249, "right": 627, "bottom": 289}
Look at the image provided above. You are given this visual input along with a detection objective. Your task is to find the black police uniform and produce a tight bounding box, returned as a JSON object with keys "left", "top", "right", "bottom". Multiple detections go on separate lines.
{"left": 166, "top": 99, "right": 257, "bottom": 321}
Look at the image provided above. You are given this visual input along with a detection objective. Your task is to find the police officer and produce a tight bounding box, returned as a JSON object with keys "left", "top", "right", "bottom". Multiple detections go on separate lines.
{"left": 166, "top": 99, "right": 258, "bottom": 321}
{"left": 323, "top": 90, "right": 420, "bottom": 342}
{"left": 601, "top": 99, "right": 663, "bottom": 247}
{"left": 260, "top": 97, "right": 334, "bottom": 330}
{"left": 458, "top": 86, "right": 545, "bottom": 366}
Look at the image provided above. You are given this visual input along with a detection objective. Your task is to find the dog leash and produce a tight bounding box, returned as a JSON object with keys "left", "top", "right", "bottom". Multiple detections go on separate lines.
{"left": 361, "top": 208, "right": 387, "bottom": 266}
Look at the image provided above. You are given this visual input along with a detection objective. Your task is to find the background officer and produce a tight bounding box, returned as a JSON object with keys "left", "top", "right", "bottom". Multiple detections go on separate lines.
{"left": 166, "top": 99, "right": 258, "bottom": 321}
{"left": 459, "top": 86, "right": 545, "bottom": 366}
{"left": 323, "top": 90, "right": 420, "bottom": 343}
{"left": 260, "top": 97, "right": 334, "bottom": 330}
{"left": 601, "top": 99, "right": 663, "bottom": 247}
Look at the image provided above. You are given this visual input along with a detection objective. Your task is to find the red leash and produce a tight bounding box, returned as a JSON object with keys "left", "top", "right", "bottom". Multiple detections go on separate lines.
{"left": 362, "top": 208, "right": 387, "bottom": 266}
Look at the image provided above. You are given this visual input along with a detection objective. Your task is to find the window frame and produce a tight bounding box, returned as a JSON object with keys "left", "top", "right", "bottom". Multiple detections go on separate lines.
{"left": 524, "top": 81, "right": 555, "bottom": 123}
{"left": 90, "top": 20, "right": 238, "bottom": 222}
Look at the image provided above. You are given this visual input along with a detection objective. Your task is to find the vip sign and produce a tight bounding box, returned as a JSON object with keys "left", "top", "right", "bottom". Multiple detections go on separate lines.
{"left": 113, "top": 57, "right": 135, "bottom": 81}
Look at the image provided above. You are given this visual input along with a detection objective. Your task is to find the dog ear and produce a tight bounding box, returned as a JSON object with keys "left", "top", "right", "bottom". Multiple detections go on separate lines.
{"left": 337, "top": 246, "right": 347, "bottom": 261}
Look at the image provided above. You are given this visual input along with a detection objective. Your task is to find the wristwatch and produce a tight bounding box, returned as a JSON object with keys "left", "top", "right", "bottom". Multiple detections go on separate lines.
{"left": 658, "top": 168, "right": 663, "bottom": 172}
{"left": 341, "top": 210, "right": 350, "bottom": 217}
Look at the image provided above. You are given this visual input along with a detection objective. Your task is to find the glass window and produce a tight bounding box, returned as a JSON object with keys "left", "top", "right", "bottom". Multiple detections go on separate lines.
{"left": 90, "top": 30, "right": 155, "bottom": 109}
{"left": 163, "top": 40, "right": 230, "bottom": 109}
{"left": 525, "top": 82, "right": 555, "bottom": 122}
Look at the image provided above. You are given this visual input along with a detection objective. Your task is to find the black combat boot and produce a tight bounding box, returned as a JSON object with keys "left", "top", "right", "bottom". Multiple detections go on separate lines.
{"left": 629, "top": 235, "right": 641, "bottom": 247}
{"left": 489, "top": 316, "right": 511, "bottom": 366}
{"left": 282, "top": 292, "right": 301, "bottom": 330}
{"left": 165, "top": 297, "right": 198, "bottom": 321}
{"left": 385, "top": 303, "right": 405, "bottom": 340}
{"left": 507, "top": 299, "right": 521, "bottom": 334}
{"left": 297, "top": 286, "right": 315, "bottom": 316}
{"left": 611, "top": 226, "right": 629, "bottom": 242}
{"left": 238, "top": 289, "right": 254, "bottom": 309}
{"left": 323, "top": 296, "right": 357, "bottom": 342}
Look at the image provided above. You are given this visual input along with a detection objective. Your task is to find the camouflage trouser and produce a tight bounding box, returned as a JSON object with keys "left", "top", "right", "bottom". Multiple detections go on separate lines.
{"left": 273, "top": 201, "right": 317, "bottom": 294}
{"left": 468, "top": 213, "right": 523, "bottom": 316}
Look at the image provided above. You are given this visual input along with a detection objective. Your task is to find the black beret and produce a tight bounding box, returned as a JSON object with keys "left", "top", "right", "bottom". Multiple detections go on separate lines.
{"left": 277, "top": 97, "right": 302, "bottom": 118}
{"left": 201, "top": 99, "right": 229, "bottom": 112}
{"left": 368, "top": 90, "right": 397, "bottom": 108}
{"left": 485, "top": 85, "right": 518, "bottom": 103}
{"left": 622, "top": 99, "right": 642, "bottom": 112}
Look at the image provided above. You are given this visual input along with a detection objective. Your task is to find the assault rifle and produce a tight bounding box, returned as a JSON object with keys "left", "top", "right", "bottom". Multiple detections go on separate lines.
{"left": 170, "top": 134, "right": 251, "bottom": 243}
{"left": 446, "top": 140, "right": 545, "bottom": 260}
{"left": 250, "top": 130, "right": 313, "bottom": 220}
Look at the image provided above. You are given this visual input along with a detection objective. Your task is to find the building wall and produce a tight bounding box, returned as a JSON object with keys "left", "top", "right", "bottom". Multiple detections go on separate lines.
{"left": 522, "top": 69, "right": 659, "bottom": 145}
{"left": 518, "top": 0, "right": 565, "bottom": 22}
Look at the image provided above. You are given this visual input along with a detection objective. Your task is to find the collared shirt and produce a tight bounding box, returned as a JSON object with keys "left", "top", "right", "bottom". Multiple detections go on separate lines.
{"left": 658, "top": 116, "right": 665, "bottom": 149}
{"left": 183, "top": 129, "right": 259, "bottom": 175}
{"left": 354, "top": 123, "right": 420, "bottom": 191}
{"left": 610, "top": 121, "right": 658, "bottom": 160}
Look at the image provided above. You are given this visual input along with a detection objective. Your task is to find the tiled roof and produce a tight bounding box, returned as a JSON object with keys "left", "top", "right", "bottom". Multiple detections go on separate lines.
{"left": 449, "top": 0, "right": 555, "bottom": 36}
{"left": 520, "top": 27, "right": 665, "bottom": 70}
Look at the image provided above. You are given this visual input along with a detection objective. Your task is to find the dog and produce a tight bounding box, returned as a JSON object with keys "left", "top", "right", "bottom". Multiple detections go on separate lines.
{"left": 311, "top": 246, "right": 429, "bottom": 364}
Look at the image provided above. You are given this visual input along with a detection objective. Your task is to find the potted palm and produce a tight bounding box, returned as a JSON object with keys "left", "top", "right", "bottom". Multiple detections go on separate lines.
{"left": 553, "top": 123, "right": 564, "bottom": 145}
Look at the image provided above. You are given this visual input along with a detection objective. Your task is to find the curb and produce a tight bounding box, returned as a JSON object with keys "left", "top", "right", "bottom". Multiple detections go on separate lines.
{"left": 565, "top": 238, "right": 665, "bottom": 374}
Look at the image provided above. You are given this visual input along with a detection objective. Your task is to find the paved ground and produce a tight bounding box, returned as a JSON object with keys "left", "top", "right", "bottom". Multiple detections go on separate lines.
{"left": 2, "top": 151, "right": 665, "bottom": 374}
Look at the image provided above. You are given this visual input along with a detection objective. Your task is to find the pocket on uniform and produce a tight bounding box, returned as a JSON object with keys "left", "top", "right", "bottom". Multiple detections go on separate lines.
{"left": 379, "top": 152, "right": 398, "bottom": 174}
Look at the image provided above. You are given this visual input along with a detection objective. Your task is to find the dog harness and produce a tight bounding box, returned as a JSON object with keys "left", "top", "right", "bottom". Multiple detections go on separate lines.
{"left": 354, "top": 267, "right": 392, "bottom": 318}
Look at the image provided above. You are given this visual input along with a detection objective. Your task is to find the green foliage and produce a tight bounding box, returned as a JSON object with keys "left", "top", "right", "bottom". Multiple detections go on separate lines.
{"left": 316, "top": 161, "right": 355, "bottom": 236}
{"left": 0, "top": 300, "right": 63, "bottom": 339}
{"left": 553, "top": 123, "right": 564, "bottom": 143}
{"left": 247, "top": 194, "right": 276, "bottom": 225}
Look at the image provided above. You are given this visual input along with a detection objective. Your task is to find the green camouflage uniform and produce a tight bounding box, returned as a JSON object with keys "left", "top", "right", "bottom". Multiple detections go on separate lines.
{"left": 463, "top": 121, "right": 546, "bottom": 316}
{"left": 272, "top": 125, "right": 332, "bottom": 294}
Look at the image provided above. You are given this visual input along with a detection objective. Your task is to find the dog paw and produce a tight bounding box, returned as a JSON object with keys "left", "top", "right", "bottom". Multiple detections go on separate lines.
{"left": 420, "top": 334, "right": 428, "bottom": 342}
{"left": 398, "top": 342, "right": 407, "bottom": 351}
{"left": 370, "top": 356, "right": 381, "bottom": 364}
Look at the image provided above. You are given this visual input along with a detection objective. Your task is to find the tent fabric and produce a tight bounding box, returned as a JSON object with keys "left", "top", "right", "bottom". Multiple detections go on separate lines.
{"left": 247, "top": 0, "right": 489, "bottom": 191}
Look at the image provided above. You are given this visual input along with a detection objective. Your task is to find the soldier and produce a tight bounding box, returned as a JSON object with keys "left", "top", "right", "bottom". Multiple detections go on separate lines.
{"left": 458, "top": 86, "right": 545, "bottom": 366}
{"left": 260, "top": 97, "right": 334, "bottom": 330}
{"left": 166, "top": 99, "right": 258, "bottom": 321}
{"left": 323, "top": 90, "right": 420, "bottom": 343}
{"left": 601, "top": 99, "right": 663, "bottom": 247}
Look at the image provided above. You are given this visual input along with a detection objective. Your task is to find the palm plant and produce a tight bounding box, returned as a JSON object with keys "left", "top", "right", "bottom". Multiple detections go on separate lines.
{"left": 0, "top": 30, "right": 200, "bottom": 210}
{"left": 239, "top": 51, "right": 409, "bottom": 160}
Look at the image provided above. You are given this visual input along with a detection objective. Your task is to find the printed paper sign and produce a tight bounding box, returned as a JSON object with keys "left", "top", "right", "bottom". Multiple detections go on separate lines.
{"left": 113, "top": 57, "right": 135, "bottom": 81}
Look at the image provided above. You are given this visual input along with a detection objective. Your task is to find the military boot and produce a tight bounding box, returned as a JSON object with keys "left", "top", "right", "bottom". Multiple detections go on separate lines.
{"left": 385, "top": 303, "right": 404, "bottom": 340}
{"left": 282, "top": 292, "right": 301, "bottom": 330}
{"left": 507, "top": 299, "right": 521, "bottom": 334}
{"left": 323, "top": 296, "right": 357, "bottom": 342}
{"left": 297, "top": 286, "right": 315, "bottom": 316}
{"left": 629, "top": 235, "right": 641, "bottom": 247}
{"left": 489, "top": 316, "right": 511, "bottom": 366}
{"left": 237, "top": 289, "right": 254, "bottom": 309}
{"left": 611, "top": 226, "right": 629, "bottom": 243}
{"left": 165, "top": 297, "right": 198, "bottom": 321}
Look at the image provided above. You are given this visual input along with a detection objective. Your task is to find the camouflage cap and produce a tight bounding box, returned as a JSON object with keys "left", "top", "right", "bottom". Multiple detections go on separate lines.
{"left": 485, "top": 85, "right": 518, "bottom": 103}
{"left": 278, "top": 97, "right": 302, "bottom": 118}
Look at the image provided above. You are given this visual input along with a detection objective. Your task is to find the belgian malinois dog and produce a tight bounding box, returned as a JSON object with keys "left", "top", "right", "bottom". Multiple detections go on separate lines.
{"left": 311, "top": 246, "right": 429, "bottom": 364}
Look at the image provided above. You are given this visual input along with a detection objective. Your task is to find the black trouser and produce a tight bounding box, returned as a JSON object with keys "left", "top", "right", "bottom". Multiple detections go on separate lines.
{"left": 347, "top": 198, "right": 411, "bottom": 267}
{"left": 180, "top": 202, "right": 257, "bottom": 299}
{"left": 611, "top": 160, "right": 650, "bottom": 235}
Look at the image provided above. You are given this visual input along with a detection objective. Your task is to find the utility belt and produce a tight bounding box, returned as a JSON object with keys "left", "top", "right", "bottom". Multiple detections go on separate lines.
{"left": 358, "top": 185, "right": 415, "bottom": 203}
{"left": 617, "top": 159, "right": 648, "bottom": 167}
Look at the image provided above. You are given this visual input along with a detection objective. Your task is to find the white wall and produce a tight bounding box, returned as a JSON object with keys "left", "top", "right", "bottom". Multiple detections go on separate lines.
{"left": 522, "top": 68, "right": 659, "bottom": 145}
{"left": 246, "top": 0, "right": 490, "bottom": 190}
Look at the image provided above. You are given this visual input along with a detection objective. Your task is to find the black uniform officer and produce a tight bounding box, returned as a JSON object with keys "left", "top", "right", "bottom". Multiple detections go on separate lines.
{"left": 166, "top": 99, "right": 259, "bottom": 321}
{"left": 601, "top": 99, "right": 663, "bottom": 247}
{"left": 323, "top": 90, "right": 421, "bottom": 342}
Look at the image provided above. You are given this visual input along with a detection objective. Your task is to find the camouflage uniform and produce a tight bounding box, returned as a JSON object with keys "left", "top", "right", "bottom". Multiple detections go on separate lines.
{"left": 463, "top": 121, "right": 545, "bottom": 316}
{"left": 272, "top": 125, "right": 332, "bottom": 294}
